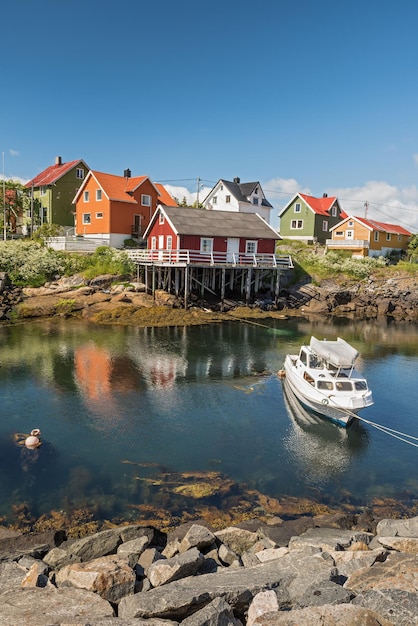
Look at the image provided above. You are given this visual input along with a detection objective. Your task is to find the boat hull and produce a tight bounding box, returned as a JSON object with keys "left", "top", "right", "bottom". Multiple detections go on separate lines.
{"left": 284, "top": 371, "right": 353, "bottom": 427}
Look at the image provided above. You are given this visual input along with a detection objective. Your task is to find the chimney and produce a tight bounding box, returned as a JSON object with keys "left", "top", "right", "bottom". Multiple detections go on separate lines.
{"left": 233, "top": 177, "right": 240, "bottom": 184}
{"left": 55, "top": 156, "right": 62, "bottom": 166}
{"left": 124, "top": 168, "right": 131, "bottom": 179}
{"left": 323, "top": 193, "right": 328, "bottom": 197}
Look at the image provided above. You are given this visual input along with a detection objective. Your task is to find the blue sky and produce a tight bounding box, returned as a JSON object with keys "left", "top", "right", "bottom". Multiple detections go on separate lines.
{"left": 2, "top": 0, "right": 418, "bottom": 231}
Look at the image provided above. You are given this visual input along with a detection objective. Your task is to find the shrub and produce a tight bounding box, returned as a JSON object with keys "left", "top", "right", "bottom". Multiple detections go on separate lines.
{"left": 80, "top": 246, "right": 134, "bottom": 280}
{"left": 0, "top": 241, "right": 135, "bottom": 287}
{"left": 0, "top": 241, "right": 67, "bottom": 286}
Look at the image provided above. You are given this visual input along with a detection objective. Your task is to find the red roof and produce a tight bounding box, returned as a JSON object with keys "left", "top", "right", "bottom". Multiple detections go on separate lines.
{"left": 155, "top": 183, "right": 177, "bottom": 206}
{"left": 299, "top": 193, "right": 347, "bottom": 218}
{"left": 25, "top": 159, "right": 85, "bottom": 188}
{"left": 92, "top": 171, "right": 148, "bottom": 203}
{"left": 354, "top": 216, "right": 412, "bottom": 236}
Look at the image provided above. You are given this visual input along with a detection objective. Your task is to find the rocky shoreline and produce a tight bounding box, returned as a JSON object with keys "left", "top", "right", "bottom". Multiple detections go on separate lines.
{"left": 1, "top": 512, "right": 418, "bottom": 625}
{"left": 1, "top": 269, "right": 418, "bottom": 324}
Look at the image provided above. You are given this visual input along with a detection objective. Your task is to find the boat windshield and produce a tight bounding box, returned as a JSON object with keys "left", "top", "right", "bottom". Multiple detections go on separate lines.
{"left": 309, "top": 355, "right": 323, "bottom": 369}
{"left": 354, "top": 380, "right": 368, "bottom": 391}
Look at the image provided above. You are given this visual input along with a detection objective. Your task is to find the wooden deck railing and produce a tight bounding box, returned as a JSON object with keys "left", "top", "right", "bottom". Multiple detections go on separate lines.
{"left": 127, "top": 249, "right": 293, "bottom": 269}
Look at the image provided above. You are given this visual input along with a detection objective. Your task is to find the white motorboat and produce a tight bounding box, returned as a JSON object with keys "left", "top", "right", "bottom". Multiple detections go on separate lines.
{"left": 282, "top": 336, "right": 373, "bottom": 427}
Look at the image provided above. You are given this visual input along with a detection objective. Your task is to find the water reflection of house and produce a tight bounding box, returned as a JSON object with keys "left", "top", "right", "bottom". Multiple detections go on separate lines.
{"left": 74, "top": 343, "right": 144, "bottom": 406}
{"left": 129, "top": 349, "right": 187, "bottom": 390}
{"left": 127, "top": 328, "right": 188, "bottom": 391}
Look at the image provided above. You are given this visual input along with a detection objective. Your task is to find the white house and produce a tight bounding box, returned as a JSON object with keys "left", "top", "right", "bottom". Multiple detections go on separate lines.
{"left": 202, "top": 177, "right": 273, "bottom": 224}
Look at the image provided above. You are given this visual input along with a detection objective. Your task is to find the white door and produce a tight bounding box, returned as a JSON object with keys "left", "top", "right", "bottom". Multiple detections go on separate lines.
{"left": 158, "top": 235, "right": 164, "bottom": 260}
{"left": 226, "top": 238, "right": 240, "bottom": 263}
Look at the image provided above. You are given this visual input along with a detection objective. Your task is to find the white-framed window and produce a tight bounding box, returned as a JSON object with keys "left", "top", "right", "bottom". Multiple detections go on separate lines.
{"left": 246, "top": 240, "right": 258, "bottom": 254}
{"left": 167, "top": 235, "right": 172, "bottom": 250}
{"left": 346, "top": 230, "right": 354, "bottom": 239}
{"left": 226, "top": 195, "right": 231, "bottom": 203}
{"left": 96, "top": 212, "right": 103, "bottom": 219}
{"left": 335, "top": 230, "right": 344, "bottom": 237}
{"left": 252, "top": 198, "right": 259, "bottom": 205}
{"left": 331, "top": 206, "right": 337, "bottom": 217}
{"left": 294, "top": 203, "right": 301, "bottom": 213}
{"left": 40, "top": 186, "right": 47, "bottom": 196}
{"left": 220, "top": 184, "right": 223, "bottom": 191}
{"left": 141, "top": 194, "right": 151, "bottom": 206}
{"left": 290, "top": 219, "right": 303, "bottom": 229}
{"left": 398, "top": 234, "right": 402, "bottom": 242}
{"left": 82, "top": 213, "right": 91, "bottom": 224}
{"left": 151, "top": 236, "right": 156, "bottom": 250}
{"left": 83, "top": 191, "right": 89, "bottom": 202}
{"left": 374, "top": 231, "right": 379, "bottom": 242}
{"left": 76, "top": 168, "right": 84, "bottom": 179}
{"left": 322, "top": 220, "right": 328, "bottom": 232}
{"left": 348, "top": 220, "right": 354, "bottom": 226}
{"left": 96, "top": 189, "right": 102, "bottom": 201}
{"left": 200, "top": 238, "right": 213, "bottom": 253}
{"left": 386, "top": 233, "right": 391, "bottom": 241}
{"left": 212, "top": 196, "right": 217, "bottom": 204}
{"left": 159, "top": 212, "right": 165, "bottom": 225}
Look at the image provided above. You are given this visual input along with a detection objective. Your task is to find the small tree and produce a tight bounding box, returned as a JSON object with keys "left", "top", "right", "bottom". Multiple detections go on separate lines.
{"left": 0, "top": 180, "right": 26, "bottom": 235}
{"left": 407, "top": 233, "right": 418, "bottom": 256}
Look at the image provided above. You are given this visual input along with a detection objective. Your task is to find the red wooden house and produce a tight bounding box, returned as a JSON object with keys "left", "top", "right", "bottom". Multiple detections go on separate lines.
{"left": 129, "top": 205, "right": 291, "bottom": 306}
{"left": 143, "top": 204, "right": 280, "bottom": 263}
{"left": 73, "top": 170, "right": 176, "bottom": 248}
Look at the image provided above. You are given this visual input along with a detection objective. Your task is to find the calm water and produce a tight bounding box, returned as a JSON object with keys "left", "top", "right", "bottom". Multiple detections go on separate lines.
{"left": 1, "top": 317, "right": 417, "bottom": 524}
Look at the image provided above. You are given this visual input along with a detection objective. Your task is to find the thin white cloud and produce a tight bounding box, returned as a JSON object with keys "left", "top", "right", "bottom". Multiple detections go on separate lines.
{"left": 413, "top": 153, "right": 418, "bottom": 166}
{"left": 163, "top": 184, "right": 211, "bottom": 206}
{"left": 9, "top": 149, "right": 20, "bottom": 157}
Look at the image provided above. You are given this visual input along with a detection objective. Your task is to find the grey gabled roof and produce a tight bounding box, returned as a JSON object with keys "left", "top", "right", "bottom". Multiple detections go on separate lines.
{"left": 221, "top": 180, "right": 273, "bottom": 208}
{"left": 159, "top": 206, "right": 279, "bottom": 239}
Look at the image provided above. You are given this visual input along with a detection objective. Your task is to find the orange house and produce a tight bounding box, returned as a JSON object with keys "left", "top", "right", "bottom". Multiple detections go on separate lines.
{"left": 327, "top": 216, "right": 412, "bottom": 257}
{"left": 73, "top": 170, "right": 176, "bottom": 248}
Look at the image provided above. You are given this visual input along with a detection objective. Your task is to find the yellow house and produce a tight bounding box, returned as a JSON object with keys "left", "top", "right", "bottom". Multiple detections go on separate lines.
{"left": 327, "top": 216, "right": 412, "bottom": 257}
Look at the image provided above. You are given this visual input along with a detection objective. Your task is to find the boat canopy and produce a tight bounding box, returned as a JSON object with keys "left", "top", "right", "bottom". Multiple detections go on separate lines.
{"left": 310, "top": 337, "right": 359, "bottom": 368}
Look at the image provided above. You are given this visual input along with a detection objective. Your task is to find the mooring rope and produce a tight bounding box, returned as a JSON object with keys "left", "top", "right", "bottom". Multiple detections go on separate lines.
{"left": 321, "top": 390, "right": 418, "bottom": 448}
{"left": 282, "top": 375, "right": 418, "bottom": 448}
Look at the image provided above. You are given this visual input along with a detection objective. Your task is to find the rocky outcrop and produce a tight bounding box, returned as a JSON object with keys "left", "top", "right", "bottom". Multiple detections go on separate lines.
{"left": 0, "top": 272, "right": 23, "bottom": 320}
{"left": 291, "top": 275, "right": 418, "bottom": 320}
{"left": 1, "top": 514, "right": 418, "bottom": 625}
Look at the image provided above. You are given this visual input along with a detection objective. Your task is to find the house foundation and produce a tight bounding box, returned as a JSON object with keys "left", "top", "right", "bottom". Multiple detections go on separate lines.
{"left": 131, "top": 257, "right": 292, "bottom": 309}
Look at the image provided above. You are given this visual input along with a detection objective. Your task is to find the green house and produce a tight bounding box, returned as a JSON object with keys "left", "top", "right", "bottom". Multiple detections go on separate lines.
{"left": 24, "top": 156, "right": 89, "bottom": 233}
{"left": 279, "top": 193, "right": 347, "bottom": 244}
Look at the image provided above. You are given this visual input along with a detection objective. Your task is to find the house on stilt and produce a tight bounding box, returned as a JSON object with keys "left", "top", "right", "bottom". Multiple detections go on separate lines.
{"left": 127, "top": 205, "right": 293, "bottom": 308}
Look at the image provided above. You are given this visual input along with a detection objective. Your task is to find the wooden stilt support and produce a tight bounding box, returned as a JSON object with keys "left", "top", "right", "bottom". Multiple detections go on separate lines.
{"left": 221, "top": 268, "right": 226, "bottom": 311}
{"left": 184, "top": 265, "right": 189, "bottom": 309}
{"left": 245, "top": 268, "right": 252, "bottom": 304}
{"left": 274, "top": 269, "right": 281, "bottom": 304}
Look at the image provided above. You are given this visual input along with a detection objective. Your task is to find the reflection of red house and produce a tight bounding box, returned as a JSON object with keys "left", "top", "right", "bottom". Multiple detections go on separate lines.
{"left": 73, "top": 171, "right": 176, "bottom": 248}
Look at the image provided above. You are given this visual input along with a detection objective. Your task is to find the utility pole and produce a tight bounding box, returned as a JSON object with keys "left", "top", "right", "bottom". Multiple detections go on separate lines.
{"left": 364, "top": 201, "right": 369, "bottom": 218}
{"left": 196, "top": 177, "right": 201, "bottom": 208}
